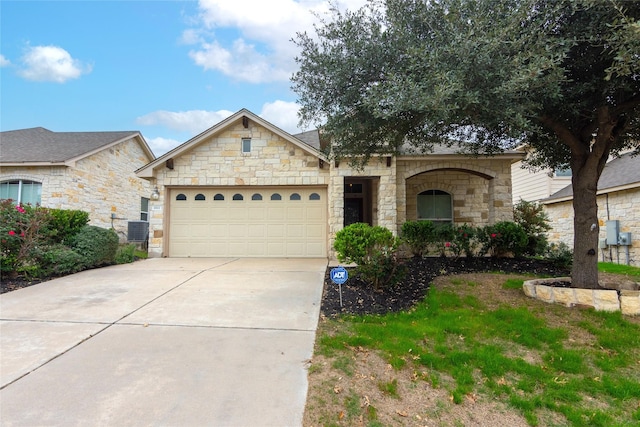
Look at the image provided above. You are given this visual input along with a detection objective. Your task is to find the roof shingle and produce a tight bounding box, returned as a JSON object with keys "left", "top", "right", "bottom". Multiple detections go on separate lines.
{"left": 0, "top": 127, "right": 140, "bottom": 163}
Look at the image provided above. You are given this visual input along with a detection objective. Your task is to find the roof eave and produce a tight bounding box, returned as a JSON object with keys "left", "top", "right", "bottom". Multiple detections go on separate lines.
{"left": 136, "top": 109, "right": 325, "bottom": 178}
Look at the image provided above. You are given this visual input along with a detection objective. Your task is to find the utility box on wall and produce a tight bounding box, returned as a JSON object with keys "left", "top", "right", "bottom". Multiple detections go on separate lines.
{"left": 606, "top": 220, "right": 620, "bottom": 245}
{"left": 618, "top": 232, "right": 632, "bottom": 246}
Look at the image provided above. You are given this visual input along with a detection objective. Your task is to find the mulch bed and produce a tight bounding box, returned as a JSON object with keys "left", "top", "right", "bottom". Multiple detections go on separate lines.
{"left": 321, "top": 257, "right": 570, "bottom": 317}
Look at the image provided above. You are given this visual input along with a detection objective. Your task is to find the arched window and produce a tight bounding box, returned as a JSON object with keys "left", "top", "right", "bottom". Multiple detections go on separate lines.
{"left": 309, "top": 193, "right": 321, "bottom": 201}
{"left": 417, "top": 190, "right": 452, "bottom": 225}
{"left": 176, "top": 193, "right": 187, "bottom": 201}
{"left": 195, "top": 193, "right": 206, "bottom": 201}
{"left": 232, "top": 194, "right": 244, "bottom": 201}
{"left": 213, "top": 193, "right": 224, "bottom": 201}
{"left": 270, "top": 193, "right": 282, "bottom": 201}
{"left": 252, "top": 193, "right": 263, "bottom": 200}
{"left": 290, "top": 193, "right": 301, "bottom": 201}
{"left": 0, "top": 180, "right": 42, "bottom": 205}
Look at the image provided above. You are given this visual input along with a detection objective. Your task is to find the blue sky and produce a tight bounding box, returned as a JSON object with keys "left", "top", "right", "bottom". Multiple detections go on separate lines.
{"left": 1, "top": 0, "right": 365, "bottom": 156}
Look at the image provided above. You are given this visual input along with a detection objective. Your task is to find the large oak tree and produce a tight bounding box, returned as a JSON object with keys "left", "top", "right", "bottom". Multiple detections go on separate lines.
{"left": 292, "top": 0, "right": 639, "bottom": 288}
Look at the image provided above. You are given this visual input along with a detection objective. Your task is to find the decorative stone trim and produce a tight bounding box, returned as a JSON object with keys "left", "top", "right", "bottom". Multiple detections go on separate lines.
{"left": 523, "top": 277, "right": 640, "bottom": 316}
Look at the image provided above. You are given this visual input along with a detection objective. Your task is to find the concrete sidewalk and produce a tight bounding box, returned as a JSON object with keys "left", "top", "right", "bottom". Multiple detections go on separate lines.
{"left": 0, "top": 257, "right": 327, "bottom": 426}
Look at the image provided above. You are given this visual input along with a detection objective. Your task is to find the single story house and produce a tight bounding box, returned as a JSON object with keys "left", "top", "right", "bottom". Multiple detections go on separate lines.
{"left": 136, "top": 109, "right": 523, "bottom": 259}
{"left": 0, "top": 127, "right": 155, "bottom": 240}
{"left": 543, "top": 152, "right": 639, "bottom": 267}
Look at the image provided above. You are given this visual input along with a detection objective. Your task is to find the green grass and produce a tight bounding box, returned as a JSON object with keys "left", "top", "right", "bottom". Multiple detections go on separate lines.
{"left": 598, "top": 262, "right": 640, "bottom": 278}
{"left": 317, "top": 275, "right": 640, "bottom": 426}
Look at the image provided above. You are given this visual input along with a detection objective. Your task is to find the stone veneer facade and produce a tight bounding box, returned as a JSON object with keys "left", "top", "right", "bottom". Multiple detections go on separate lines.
{"left": 146, "top": 117, "right": 517, "bottom": 259}
{"left": 544, "top": 188, "right": 640, "bottom": 267}
{"left": 1, "top": 137, "right": 153, "bottom": 240}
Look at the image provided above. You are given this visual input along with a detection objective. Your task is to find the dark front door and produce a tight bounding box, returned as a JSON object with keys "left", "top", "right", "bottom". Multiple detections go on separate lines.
{"left": 344, "top": 178, "right": 372, "bottom": 226}
{"left": 344, "top": 198, "right": 364, "bottom": 226}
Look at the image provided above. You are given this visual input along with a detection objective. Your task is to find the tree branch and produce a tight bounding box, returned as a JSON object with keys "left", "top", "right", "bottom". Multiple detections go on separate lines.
{"left": 539, "top": 115, "right": 584, "bottom": 155}
{"left": 613, "top": 92, "right": 640, "bottom": 116}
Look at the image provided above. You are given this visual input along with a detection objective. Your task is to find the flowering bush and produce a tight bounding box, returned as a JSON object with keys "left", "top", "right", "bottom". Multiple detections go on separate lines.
{"left": 477, "top": 221, "right": 528, "bottom": 258}
{"left": 449, "top": 224, "right": 478, "bottom": 258}
{"left": 1, "top": 200, "right": 49, "bottom": 277}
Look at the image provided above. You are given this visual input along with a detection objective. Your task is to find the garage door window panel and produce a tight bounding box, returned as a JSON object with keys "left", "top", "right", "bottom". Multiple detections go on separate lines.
{"left": 271, "top": 193, "right": 282, "bottom": 201}
{"left": 214, "top": 194, "right": 224, "bottom": 201}
{"left": 252, "top": 193, "right": 263, "bottom": 200}
{"left": 233, "top": 194, "right": 244, "bottom": 201}
{"left": 176, "top": 194, "right": 187, "bottom": 201}
{"left": 195, "top": 193, "right": 206, "bottom": 201}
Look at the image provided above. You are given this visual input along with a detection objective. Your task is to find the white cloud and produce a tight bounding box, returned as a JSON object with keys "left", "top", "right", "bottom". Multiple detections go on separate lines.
{"left": 145, "top": 136, "right": 183, "bottom": 157}
{"left": 136, "top": 109, "right": 235, "bottom": 135}
{"left": 259, "top": 100, "right": 304, "bottom": 133}
{"left": 18, "top": 45, "right": 91, "bottom": 83}
{"left": 185, "top": 0, "right": 368, "bottom": 83}
{"left": 137, "top": 102, "right": 307, "bottom": 155}
{"left": 0, "top": 54, "right": 10, "bottom": 67}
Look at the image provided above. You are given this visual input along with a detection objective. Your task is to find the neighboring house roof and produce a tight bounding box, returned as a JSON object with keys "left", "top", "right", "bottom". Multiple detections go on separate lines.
{"left": 544, "top": 153, "right": 640, "bottom": 203}
{"left": 0, "top": 127, "right": 155, "bottom": 166}
{"left": 137, "top": 109, "right": 326, "bottom": 178}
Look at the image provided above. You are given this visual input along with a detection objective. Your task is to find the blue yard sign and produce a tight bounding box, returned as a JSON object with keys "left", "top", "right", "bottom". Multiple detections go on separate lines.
{"left": 330, "top": 266, "right": 348, "bottom": 307}
{"left": 330, "top": 266, "right": 348, "bottom": 284}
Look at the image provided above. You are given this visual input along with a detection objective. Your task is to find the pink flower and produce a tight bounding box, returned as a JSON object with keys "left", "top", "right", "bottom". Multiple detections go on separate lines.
{"left": 445, "top": 242, "right": 451, "bottom": 247}
{"left": 491, "top": 233, "right": 497, "bottom": 238}
{"left": 20, "top": 232, "right": 25, "bottom": 237}
{"left": 8, "top": 230, "right": 16, "bottom": 236}
{"left": 15, "top": 205, "right": 25, "bottom": 214}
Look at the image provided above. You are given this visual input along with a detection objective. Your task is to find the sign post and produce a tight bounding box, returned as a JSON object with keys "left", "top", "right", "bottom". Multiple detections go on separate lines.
{"left": 330, "top": 266, "right": 348, "bottom": 307}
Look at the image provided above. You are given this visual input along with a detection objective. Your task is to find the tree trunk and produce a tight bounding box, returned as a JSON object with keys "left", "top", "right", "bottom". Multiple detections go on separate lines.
{"left": 570, "top": 157, "right": 603, "bottom": 289}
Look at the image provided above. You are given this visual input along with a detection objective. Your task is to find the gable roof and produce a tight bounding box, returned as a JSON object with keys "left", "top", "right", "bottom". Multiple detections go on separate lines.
{"left": 136, "top": 109, "right": 326, "bottom": 178}
{"left": 544, "top": 153, "right": 640, "bottom": 203}
{"left": 0, "top": 127, "right": 154, "bottom": 166}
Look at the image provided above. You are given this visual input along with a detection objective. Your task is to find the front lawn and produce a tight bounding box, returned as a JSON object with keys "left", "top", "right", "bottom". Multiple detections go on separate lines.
{"left": 305, "top": 262, "right": 640, "bottom": 426}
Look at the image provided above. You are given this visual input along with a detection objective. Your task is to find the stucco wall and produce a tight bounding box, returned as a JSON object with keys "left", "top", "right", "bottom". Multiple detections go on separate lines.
{"left": 544, "top": 188, "right": 639, "bottom": 267}
{"left": 1, "top": 137, "right": 153, "bottom": 240}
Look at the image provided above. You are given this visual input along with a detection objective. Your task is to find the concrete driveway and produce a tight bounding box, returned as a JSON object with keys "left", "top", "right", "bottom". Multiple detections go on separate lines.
{"left": 0, "top": 257, "right": 327, "bottom": 426}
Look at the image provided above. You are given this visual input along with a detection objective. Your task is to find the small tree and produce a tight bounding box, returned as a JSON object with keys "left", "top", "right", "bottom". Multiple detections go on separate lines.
{"left": 513, "top": 200, "right": 552, "bottom": 256}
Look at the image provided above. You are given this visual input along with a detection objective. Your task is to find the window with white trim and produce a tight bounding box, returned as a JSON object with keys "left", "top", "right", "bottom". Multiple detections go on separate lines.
{"left": 0, "top": 180, "right": 42, "bottom": 205}
{"left": 417, "top": 189, "right": 453, "bottom": 225}
{"left": 141, "top": 197, "right": 149, "bottom": 221}
{"left": 242, "top": 138, "right": 251, "bottom": 153}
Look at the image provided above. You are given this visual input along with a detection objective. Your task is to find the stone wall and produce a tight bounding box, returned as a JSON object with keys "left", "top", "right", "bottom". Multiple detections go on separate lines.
{"left": 148, "top": 122, "right": 330, "bottom": 257}
{"left": 1, "top": 137, "right": 153, "bottom": 240}
{"left": 544, "top": 188, "right": 640, "bottom": 267}
{"left": 396, "top": 157, "right": 515, "bottom": 227}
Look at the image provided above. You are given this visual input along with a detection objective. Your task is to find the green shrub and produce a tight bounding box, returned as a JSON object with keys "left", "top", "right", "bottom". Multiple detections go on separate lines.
{"left": 401, "top": 220, "right": 435, "bottom": 256}
{"left": 41, "top": 208, "right": 90, "bottom": 244}
{"left": 433, "top": 224, "right": 455, "bottom": 256}
{"left": 115, "top": 244, "right": 137, "bottom": 264}
{"left": 477, "top": 221, "right": 528, "bottom": 258}
{"left": 513, "top": 200, "right": 551, "bottom": 256}
{"left": 334, "top": 223, "right": 404, "bottom": 289}
{"left": 70, "top": 225, "right": 119, "bottom": 268}
{"left": 32, "top": 244, "right": 86, "bottom": 277}
{"left": 450, "top": 224, "right": 478, "bottom": 258}
{"left": 545, "top": 242, "right": 573, "bottom": 269}
{"left": 0, "top": 200, "right": 51, "bottom": 277}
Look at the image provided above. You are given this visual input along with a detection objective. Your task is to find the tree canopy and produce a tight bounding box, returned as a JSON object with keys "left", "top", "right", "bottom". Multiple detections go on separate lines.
{"left": 293, "top": 0, "right": 639, "bottom": 165}
{"left": 292, "top": 0, "right": 640, "bottom": 288}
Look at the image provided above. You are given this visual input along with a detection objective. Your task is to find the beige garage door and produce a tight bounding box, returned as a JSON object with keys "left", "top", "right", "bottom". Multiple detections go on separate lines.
{"left": 169, "top": 187, "right": 327, "bottom": 257}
